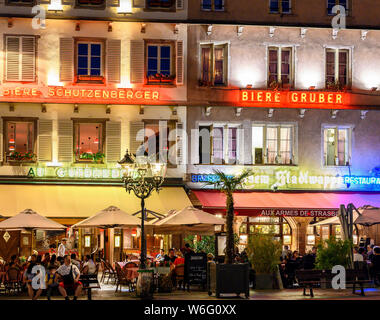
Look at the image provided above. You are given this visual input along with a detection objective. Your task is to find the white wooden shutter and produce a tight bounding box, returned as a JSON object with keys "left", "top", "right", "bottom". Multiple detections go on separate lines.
{"left": 0, "top": 118, "right": 3, "bottom": 163}
{"left": 130, "top": 40, "right": 145, "bottom": 84}
{"left": 107, "top": 0, "right": 120, "bottom": 6}
{"left": 237, "top": 125, "right": 245, "bottom": 165}
{"left": 107, "top": 39, "right": 121, "bottom": 83}
{"left": 5, "top": 36, "right": 20, "bottom": 81}
{"left": 21, "top": 36, "right": 36, "bottom": 82}
{"left": 191, "top": 126, "right": 200, "bottom": 165}
{"left": 38, "top": 120, "right": 53, "bottom": 162}
{"left": 106, "top": 121, "right": 121, "bottom": 162}
{"left": 132, "top": 0, "right": 145, "bottom": 7}
{"left": 176, "top": 41, "right": 184, "bottom": 85}
{"left": 58, "top": 120, "right": 73, "bottom": 162}
{"left": 176, "top": 0, "right": 184, "bottom": 9}
{"left": 129, "top": 121, "right": 144, "bottom": 155}
{"left": 176, "top": 122, "right": 184, "bottom": 165}
{"left": 60, "top": 38, "right": 74, "bottom": 82}
{"left": 159, "top": 121, "right": 167, "bottom": 163}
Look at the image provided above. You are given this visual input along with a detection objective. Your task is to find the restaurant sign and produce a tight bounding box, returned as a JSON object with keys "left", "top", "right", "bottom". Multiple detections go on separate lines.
{"left": 0, "top": 86, "right": 161, "bottom": 104}
{"left": 257, "top": 208, "right": 338, "bottom": 218}
{"left": 28, "top": 167, "right": 124, "bottom": 180}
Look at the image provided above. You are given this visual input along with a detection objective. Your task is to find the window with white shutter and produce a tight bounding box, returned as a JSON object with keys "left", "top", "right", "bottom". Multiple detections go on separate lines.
{"left": 5, "top": 36, "right": 36, "bottom": 82}
{"left": 38, "top": 120, "right": 53, "bottom": 162}
{"left": 60, "top": 38, "right": 74, "bottom": 82}
{"left": 106, "top": 121, "right": 121, "bottom": 162}
{"left": 0, "top": 118, "right": 3, "bottom": 163}
{"left": 130, "top": 40, "right": 145, "bottom": 84}
{"left": 176, "top": 41, "right": 184, "bottom": 85}
{"left": 176, "top": 122, "right": 184, "bottom": 165}
{"left": 129, "top": 121, "right": 145, "bottom": 156}
{"left": 107, "top": 39, "right": 121, "bottom": 83}
{"left": 58, "top": 120, "right": 73, "bottom": 162}
{"left": 146, "top": 41, "right": 176, "bottom": 85}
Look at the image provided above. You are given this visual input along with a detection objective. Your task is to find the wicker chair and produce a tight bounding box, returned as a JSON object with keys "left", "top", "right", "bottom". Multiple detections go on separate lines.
{"left": 4, "top": 268, "right": 22, "bottom": 295}
{"left": 115, "top": 263, "right": 134, "bottom": 293}
{"left": 173, "top": 264, "right": 185, "bottom": 290}
{"left": 100, "top": 259, "right": 116, "bottom": 284}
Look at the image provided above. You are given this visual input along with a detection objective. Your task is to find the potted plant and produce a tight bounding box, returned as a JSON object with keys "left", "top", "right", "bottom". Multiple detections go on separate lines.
{"left": 206, "top": 169, "right": 253, "bottom": 298}
{"left": 92, "top": 152, "right": 105, "bottom": 164}
{"left": 246, "top": 231, "right": 282, "bottom": 289}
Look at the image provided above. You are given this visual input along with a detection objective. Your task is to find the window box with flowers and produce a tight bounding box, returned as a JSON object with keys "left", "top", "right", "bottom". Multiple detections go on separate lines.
{"left": 147, "top": 73, "right": 176, "bottom": 84}
{"left": 79, "top": 152, "right": 105, "bottom": 164}
{"left": 7, "top": 151, "right": 36, "bottom": 163}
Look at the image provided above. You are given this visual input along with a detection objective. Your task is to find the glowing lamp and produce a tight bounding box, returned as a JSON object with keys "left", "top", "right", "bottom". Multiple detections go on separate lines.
{"left": 94, "top": 138, "right": 99, "bottom": 144}
{"left": 117, "top": 0, "right": 132, "bottom": 13}
{"left": 8, "top": 138, "right": 15, "bottom": 144}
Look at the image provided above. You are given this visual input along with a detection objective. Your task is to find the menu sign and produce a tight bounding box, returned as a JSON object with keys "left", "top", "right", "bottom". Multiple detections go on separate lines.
{"left": 185, "top": 253, "right": 207, "bottom": 288}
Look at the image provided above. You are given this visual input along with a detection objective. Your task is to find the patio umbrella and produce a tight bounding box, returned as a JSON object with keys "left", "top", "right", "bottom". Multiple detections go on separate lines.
{"left": 0, "top": 208, "right": 66, "bottom": 231}
{"left": 354, "top": 205, "right": 380, "bottom": 226}
{"left": 151, "top": 206, "right": 225, "bottom": 235}
{"left": 311, "top": 210, "right": 360, "bottom": 226}
{"left": 72, "top": 206, "right": 141, "bottom": 229}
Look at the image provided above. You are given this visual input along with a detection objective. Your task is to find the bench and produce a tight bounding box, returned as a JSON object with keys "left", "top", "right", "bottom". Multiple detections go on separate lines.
{"left": 80, "top": 274, "right": 101, "bottom": 300}
{"left": 296, "top": 268, "right": 373, "bottom": 298}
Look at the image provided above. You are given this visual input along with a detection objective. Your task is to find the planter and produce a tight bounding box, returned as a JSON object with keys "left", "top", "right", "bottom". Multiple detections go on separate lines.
{"left": 136, "top": 269, "right": 154, "bottom": 299}
{"left": 208, "top": 262, "right": 250, "bottom": 298}
{"left": 255, "top": 274, "right": 274, "bottom": 290}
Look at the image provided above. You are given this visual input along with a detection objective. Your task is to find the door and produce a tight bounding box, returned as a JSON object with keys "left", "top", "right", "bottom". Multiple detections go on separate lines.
{"left": 0, "top": 231, "right": 21, "bottom": 261}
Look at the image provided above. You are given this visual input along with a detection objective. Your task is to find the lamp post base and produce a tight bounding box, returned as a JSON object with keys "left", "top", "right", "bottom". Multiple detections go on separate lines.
{"left": 136, "top": 269, "right": 154, "bottom": 299}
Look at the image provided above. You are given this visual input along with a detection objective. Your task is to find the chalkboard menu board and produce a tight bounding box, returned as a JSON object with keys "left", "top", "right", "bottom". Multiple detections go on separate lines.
{"left": 185, "top": 253, "right": 207, "bottom": 288}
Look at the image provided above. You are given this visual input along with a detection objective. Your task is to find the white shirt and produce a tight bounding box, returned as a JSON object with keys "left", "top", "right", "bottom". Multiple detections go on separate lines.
{"left": 58, "top": 243, "right": 67, "bottom": 257}
{"left": 57, "top": 263, "right": 80, "bottom": 279}
{"left": 84, "top": 259, "right": 96, "bottom": 274}
{"left": 354, "top": 253, "right": 364, "bottom": 262}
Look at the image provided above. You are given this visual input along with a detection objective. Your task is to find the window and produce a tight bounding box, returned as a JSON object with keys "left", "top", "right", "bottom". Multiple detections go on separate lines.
{"left": 146, "top": 43, "right": 175, "bottom": 85}
{"left": 198, "top": 124, "right": 239, "bottom": 165}
{"left": 326, "top": 49, "right": 349, "bottom": 88}
{"left": 201, "top": 0, "right": 224, "bottom": 11}
{"left": 5, "top": 120, "right": 36, "bottom": 162}
{"left": 147, "top": 0, "right": 175, "bottom": 9}
{"left": 6, "top": 0, "right": 34, "bottom": 5}
{"left": 323, "top": 126, "right": 351, "bottom": 166}
{"left": 74, "top": 122, "right": 104, "bottom": 162}
{"left": 200, "top": 44, "right": 228, "bottom": 86}
{"left": 252, "top": 124, "right": 295, "bottom": 165}
{"left": 76, "top": 0, "right": 105, "bottom": 7}
{"left": 76, "top": 41, "right": 104, "bottom": 83}
{"left": 268, "top": 47, "right": 293, "bottom": 87}
{"left": 5, "top": 36, "right": 36, "bottom": 82}
{"left": 269, "top": 0, "right": 291, "bottom": 14}
{"left": 327, "top": 0, "right": 347, "bottom": 15}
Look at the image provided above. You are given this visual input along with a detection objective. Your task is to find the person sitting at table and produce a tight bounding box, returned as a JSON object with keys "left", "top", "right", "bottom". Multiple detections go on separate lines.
{"left": 155, "top": 249, "right": 165, "bottom": 262}
{"left": 23, "top": 261, "right": 43, "bottom": 300}
{"left": 358, "top": 247, "right": 367, "bottom": 261}
{"left": 45, "top": 265, "right": 59, "bottom": 300}
{"left": 354, "top": 247, "right": 364, "bottom": 262}
{"left": 164, "top": 249, "right": 177, "bottom": 266}
{"left": 82, "top": 255, "right": 96, "bottom": 275}
{"left": 57, "top": 255, "right": 82, "bottom": 301}
{"left": 48, "top": 254, "right": 59, "bottom": 269}
{"left": 42, "top": 252, "right": 50, "bottom": 269}
{"left": 70, "top": 253, "right": 81, "bottom": 270}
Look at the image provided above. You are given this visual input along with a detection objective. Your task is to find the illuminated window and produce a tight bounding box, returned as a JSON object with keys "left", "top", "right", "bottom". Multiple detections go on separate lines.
{"left": 76, "top": 0, "right": 105, "bottom": 7}
{"left": 307, "top": 235, "right": 316, "bottom": 245}
{"left": 84, "top": 235, "right": 91, "bottom": 248}
{"left": 201, "top": 0, "right": 224, "bottom": 11}
{"left": 76, "top": 41, "right": 104, "bottom": 83}
{"left": 115, "top": 235, "right": 121, "bottom": 248}
{"left": 327, "top": 0, "right": 347, "bottom": 15}
{"left": 147, "top": 0, "right": 175, "bottom": 9}
{"left": 74, "top": 121, "right": 104, "bottom": 162}
{"left": 326, "top": 49, "right": 350, "bottom": 87}
{"left": 198, "top": 124, "right": 239, "bottom": 165}
{"left": 268, "top": 47, "right": 293, "bottom": 87}
{"left": 323, "top": 126, "right": 351, "bottom": 166}
{"left": 5, "top": 120, "right": 35, "bottom": 162}
{"left": 269, "top": 0, "right": 291, "bottom": 14}
{"left": 200, "top": 44, "right": 228, "bottom": 86}
{"left": 6, "top": 0, "right": 34, "bottom": 5}
{"left": 146, "top": 42, "right": 175, "bottom": 85}
{"left": 252, "top": 124, "right": 295, "bottom": 165}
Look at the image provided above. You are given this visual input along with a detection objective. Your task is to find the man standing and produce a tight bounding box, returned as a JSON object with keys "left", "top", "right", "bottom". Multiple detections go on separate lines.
{"left": 58, "top": 238, "right": 68, "bottom": 258}
{"left": 57, "top": 255, "right": 83, "bottom": 300}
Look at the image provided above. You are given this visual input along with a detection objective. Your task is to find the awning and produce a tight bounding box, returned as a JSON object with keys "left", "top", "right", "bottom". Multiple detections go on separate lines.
{"left": 0, "top": 185, "right": 192, "bottom": 218}
{"left": 193, "top": 191, "right": 380, "bottom": 218}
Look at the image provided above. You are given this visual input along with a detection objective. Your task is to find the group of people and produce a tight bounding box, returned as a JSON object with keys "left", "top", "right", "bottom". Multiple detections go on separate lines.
{"left": 154, "top": 244, "right": 193, "bottom": 268}
{"left": 1, "top": 248, "right": 98, "bottom": 300}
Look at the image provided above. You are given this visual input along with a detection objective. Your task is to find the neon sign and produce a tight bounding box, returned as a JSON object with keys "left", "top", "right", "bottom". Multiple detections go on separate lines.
{"left": 344, "top": 176, "right": 380, "bottom": 185}
{"left": 29, "top": 167, "right": 124, "bottom": 179}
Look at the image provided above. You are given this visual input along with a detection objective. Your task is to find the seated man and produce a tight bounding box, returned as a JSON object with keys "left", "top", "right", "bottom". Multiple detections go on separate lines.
{"left": 82, "top": 255, "right": 96, "bottom": 275}
{"left": 70, "top": 253, "right": 81, "bottom": 270}
{"left": 57, "top": 255, "right": 82, "bottom": 300}
{"left": 370, "top": 247, "right": 380, "bottom": 285}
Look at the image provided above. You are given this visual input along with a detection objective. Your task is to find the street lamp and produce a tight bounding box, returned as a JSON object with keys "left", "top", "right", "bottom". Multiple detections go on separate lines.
{"left": 119, "top": 149, "right": 166, "bottom": 269}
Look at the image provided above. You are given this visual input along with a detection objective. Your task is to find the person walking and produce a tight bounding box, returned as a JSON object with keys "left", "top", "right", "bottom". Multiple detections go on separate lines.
{"left": 58, "top": 238, "right": 68, "bottom": 258}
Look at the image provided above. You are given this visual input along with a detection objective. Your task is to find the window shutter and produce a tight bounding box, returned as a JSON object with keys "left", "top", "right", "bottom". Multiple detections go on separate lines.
{"left": 58, "top": 120, "right": 73, "bottom": 162}
{"left": 106, "top": 121, "right": 121, "bottom": 162}
{"left": 132, "top": 0, "right": 145, "bottom": 7}
{"left": 159, "top": 121, "right": 167, "bottom": 163}
{"left": 0, "top": 118, "right": 3, "bottom": 163}
{"left": 191, "top": 126, "right": 200, "bottom": 165}
{"left": 21, "top": 37, "right": 36, "bottom": 82}
{"left": 38, "top": 120, "right": 53, "bottom": 162}
{"left": 60, "top": 38, "right": 74, "bottom": 82}
{"left": 176, "top": 122, "right": 184, "bottom": 165}
{"left": 176, "top": 41, "right": 184, "bottom": 85}
{"left": 107, "top": 39, "right": 121, "bottom": 83}
{"left": 176, "top": 0, "right": 184, "bottom": 9}
{"left": 130, "top": 40, "right": 145, "bottom": 84}
{"left": 129, "top": 121, "right": 144, "bottom": 156}
{"left": 107, "top": 0, "right": 120, "bottom": 6}
{"left": 237, "top": 126, "right": 245, "bottom": 165}
{"left": 5, "top": 36, "right": 20, "bottom": 81}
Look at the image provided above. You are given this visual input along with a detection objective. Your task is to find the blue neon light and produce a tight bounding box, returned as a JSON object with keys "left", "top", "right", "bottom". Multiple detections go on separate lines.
{"left": 344, "top": 176, "right": 380, "bottom": 185}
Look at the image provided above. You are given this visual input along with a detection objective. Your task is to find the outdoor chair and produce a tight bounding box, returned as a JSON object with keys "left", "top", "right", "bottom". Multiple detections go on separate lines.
{"left": 100, "top": 259, "right": 116, "bottom": 284}
{"left": 115, "top": 263, "right": 134, "bottom": 293}
{"left": 124, "top": 262, "right": 138, "bottom": 269}
{"left": 4, "top": 268, "right": 22, "bottom": 295}
{"left": 173, "top": 264, "right": 185, "bottom": 290}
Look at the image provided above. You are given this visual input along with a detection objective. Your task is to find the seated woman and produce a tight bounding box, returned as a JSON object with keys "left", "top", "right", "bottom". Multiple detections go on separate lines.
{"left": 23, "top": 262, "right": 43, "bottom": 300}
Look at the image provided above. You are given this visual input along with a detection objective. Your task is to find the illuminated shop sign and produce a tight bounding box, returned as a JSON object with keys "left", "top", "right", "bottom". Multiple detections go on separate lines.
{"left": 239, "top": 90, "right": 348, "bottom": 109}
{"left": 0, "top": 86, "right": 160, "bottom": 104}
{"left": 258, "top": 209, "right": 338, "bottom": 218}
{"left": 29, "top": 167, "right": 124, "bottom": 179}
{"left": 191, "top": 171, "right": 380, "bottom": 191}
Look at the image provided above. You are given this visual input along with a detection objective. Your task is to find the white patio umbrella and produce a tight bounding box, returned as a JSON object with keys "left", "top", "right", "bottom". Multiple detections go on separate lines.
{"left": 72, "top": 206, "right": 141, "bottom": 229}
{"left": 0, "top": 208, "right": 66, "bottom": 231}
{"left": 311, "top": 209, "right": 360, "bottom": 226}
{"left": 151, "top": 206, "right": 225, "bottom": 235}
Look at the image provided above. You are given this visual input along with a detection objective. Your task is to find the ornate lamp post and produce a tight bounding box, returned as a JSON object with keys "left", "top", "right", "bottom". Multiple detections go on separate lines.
{"left": 119, "top": 150, "right": 166, "bottom": 269}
